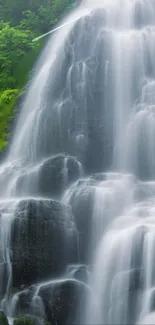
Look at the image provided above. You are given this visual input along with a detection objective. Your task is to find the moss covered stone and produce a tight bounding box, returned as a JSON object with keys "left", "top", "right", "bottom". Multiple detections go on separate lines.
{"left": 0, "top": 311, "right": 9, "bottom": 325}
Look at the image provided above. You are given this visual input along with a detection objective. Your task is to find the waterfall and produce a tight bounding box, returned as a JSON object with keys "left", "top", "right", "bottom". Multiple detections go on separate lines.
{"left": 1, "top": 0, "right": 155, "bottom": 324}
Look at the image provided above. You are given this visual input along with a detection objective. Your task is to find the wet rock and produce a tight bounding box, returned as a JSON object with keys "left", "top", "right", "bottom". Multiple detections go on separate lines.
{"left": 0, "top": 262, "right": 9, "bottom": 296}
{"left": 16, "top": 155, "right": 82, "bottom": 198}
{"left": 129, "top": 268, "right": 143, "bottom": 292}
{"left": 38, "top": 155, "right": 82, "bottom": 197}
{"left": 67, "top": 264, "right": 89, "bottom": 283}
{"left": 117, "top": 268, "right": 143, "bottom": 293}
{"left": 72, "top": 265, "right": 89, "bottom": 283}
{"left": 11, "top": 199, "right": 78, "bottom": 288}
{"left": 11, "top": 287, "right": 35, "bottom": 316}
{"left": 38, "top": 279, "right": 89, "bottom": 325}
{"left": 36, "top": 12, "right": 115, "bottom": 175}
{"left": 69, "top": 182, "right": 95, "bottom": 263}
{"left": 130, "top": 226, "right": 147, "bottom": 270}
{"left": 90, "top": 173, "right": 107, "bottom": 182}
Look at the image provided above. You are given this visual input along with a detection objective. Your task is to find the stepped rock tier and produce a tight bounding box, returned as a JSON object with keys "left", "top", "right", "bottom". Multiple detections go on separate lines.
{"left": 1, "top": 0, "right": 155, "bottom": 324}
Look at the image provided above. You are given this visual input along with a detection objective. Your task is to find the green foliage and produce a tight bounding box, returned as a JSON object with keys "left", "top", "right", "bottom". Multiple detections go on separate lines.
{"left": 14, "top": 41, "right": 44, "bottom": 87}
{"left": 14, "top": 316, "right": 36, "bottom": 325}
{"left": 0, "top": 89, "right": 20, "bottom": 150}
{"left": 0, "top": 24, "right": 35, "bottom": 89}
{"left": 0, "top": 89, "right": 20, "bottom": 104}
{"left": 18, "top": 0, "right": 75, "bottom": 34}
{"left": 19, "top": 11, "right": 40, "bottom": 32}
{"left": 13, "top": 315, "right": 51, "bottom": 325}
{"left": 0, "top": 0, "right": 76, "bottom": 152}
{"left": 0, "top": 311, "right": 9, "bottom": 325}
{"left": 0, "top": 0, "right": 75, "bottom": 32}
{"left": 0, "top": 21, "right": 8, "bottom": 30}
{"left": 0, "top": 0, "right": 47, "bottom": 25}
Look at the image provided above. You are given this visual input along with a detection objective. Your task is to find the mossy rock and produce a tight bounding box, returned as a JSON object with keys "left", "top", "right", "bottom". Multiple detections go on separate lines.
{"left": 0, "top": 311, "right": 9, "bottom": 325}
{"left": 13, "top": 316, "right": 36, "bottom": 325}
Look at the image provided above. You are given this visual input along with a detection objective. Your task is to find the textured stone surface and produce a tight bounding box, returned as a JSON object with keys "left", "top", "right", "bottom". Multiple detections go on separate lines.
{"left": 11, "top": 199, "right": 78, "bottom": 288}
{"left": 38, "top": 279, "right": 89, "bottom": 325}
{"left": 16, "top": 154, "right": 82, "bottom": 198}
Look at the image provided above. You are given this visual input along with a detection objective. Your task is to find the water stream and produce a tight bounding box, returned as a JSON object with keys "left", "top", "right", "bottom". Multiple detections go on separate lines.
{"left": 1, "top": 0, "right": 155, "bottom": 324}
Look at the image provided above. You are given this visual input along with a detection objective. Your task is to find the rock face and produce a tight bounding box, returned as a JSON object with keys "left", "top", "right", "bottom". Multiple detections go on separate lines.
{"left": 0, "top": 262, "right": 8, "bottom": 296}
{"left": 66, "top": 178, "right": 96, "bottom": 263}
{"left": 37, "top": 155, "right": 82, "bottom": 197}
{"left": 70, "top": 189, "right": 94, "bottom": 263}
{"left": 11, "top": 199, "right": 78, "bottom": 288}
{"left": 11, "top": 287, "right": 35, "bottom": 316}
{"left": 11, "top": 265, "right": 89, "bottom": 319}
{"left": 38, "top": 279, "right": 89, "bottom": 325}
{"left": 16, "top": 155, "right": 82, "bottom": 198}
{"left": 30, "top": 10, "right": 114, "bottom": 175}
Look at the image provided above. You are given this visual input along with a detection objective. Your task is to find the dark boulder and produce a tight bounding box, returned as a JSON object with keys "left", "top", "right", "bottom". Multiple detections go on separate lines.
{"left": 9, "top": 266, "right": 89, "bottom": 318}
{"left": 38, "top": 155, "right": 82, "bottom": 197}
{"left": 38, "top": 279, "right": 90, "bottom": 325}
{"left": 16, "top": 155, "right": 82, "bottom": 198}
{"left": 11, "top": 199, "right": 78, "bottom": 288}
{"left": 10, "top": 287, "right": 35, "bottom": 316}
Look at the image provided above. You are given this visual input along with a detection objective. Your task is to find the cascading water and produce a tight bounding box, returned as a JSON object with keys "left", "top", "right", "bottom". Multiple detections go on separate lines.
{"left": 1, "top": 0, "right": 155, "bottom": 324}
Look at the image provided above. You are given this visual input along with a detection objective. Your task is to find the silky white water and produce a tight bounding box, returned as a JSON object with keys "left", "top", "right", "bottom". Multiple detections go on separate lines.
{"left": 0, "top": 0, "right": 155, "bottom": 324}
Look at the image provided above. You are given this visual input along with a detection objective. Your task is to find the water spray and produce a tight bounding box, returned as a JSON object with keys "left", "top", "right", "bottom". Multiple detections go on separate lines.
{"left": 33, "top": 12, "right": 90, "bottom": 42}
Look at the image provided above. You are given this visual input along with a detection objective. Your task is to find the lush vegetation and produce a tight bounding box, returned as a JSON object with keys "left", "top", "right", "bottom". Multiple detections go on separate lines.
{"left": 0, "top": 311, "right": 9, "bottom": 325}
{"left": 14, "top": 315, "right": 37, "bottom": 325}
{"left": 0, "top": 312, "right": 51, "bottom": 325}
{"left": 0, "top": 0, "right": 75, "bottom": 151}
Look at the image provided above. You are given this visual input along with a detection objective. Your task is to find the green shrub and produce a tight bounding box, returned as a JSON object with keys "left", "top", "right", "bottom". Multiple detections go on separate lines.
{"left": 14, "top": 315, "right": 36, "bottom": 325}
{"left": 19, "top": 11, "right": 40, "bottom": 31}
{"left": 0, "top": 89, "right": 20, "bottom": 104}
{"left": 13, "top": 316, "right": 51, "bottom": 325}
{"left": 0, "top": 23, "right": 35, "bottom": 89}
{"left": 0, "top": 311, "right": 9, "bottom": 325}
{"left": 0, "top": 88, "right": 20, "bottom": 151}
{"left": 0, "top": 0, "right": 76, "bottom": 153}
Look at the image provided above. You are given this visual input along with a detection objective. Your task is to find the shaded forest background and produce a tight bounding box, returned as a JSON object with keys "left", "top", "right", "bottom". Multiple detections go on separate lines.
{"left": 0, "top": 0, "right": 75, "bottom": 152}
